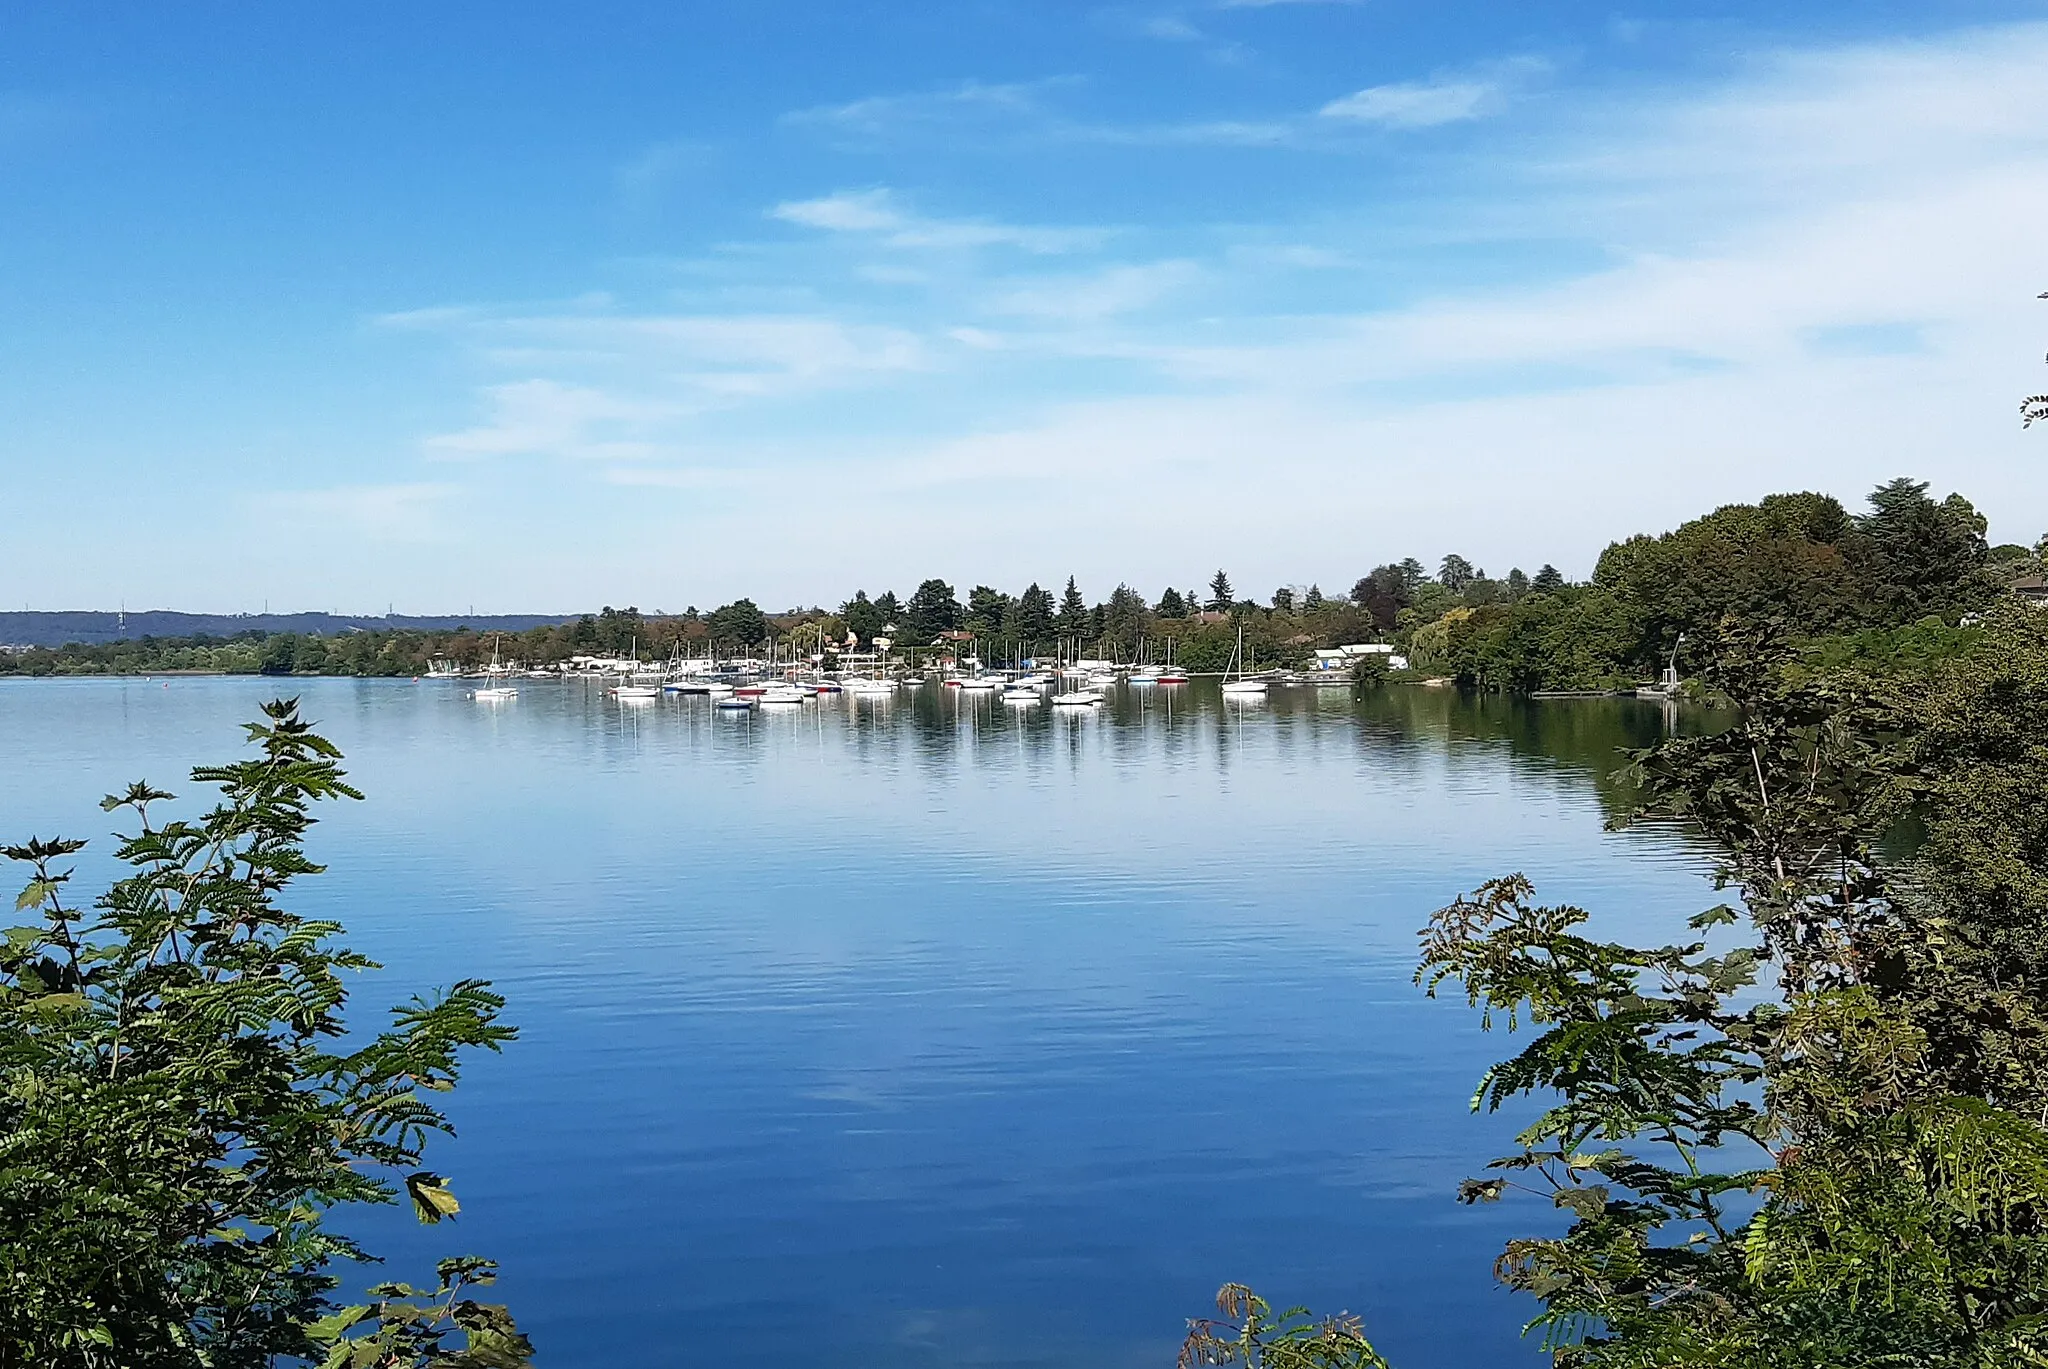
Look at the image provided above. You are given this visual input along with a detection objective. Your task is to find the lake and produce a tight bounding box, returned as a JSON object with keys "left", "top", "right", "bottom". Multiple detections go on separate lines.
{"left": 0, "top": 677, "right": 1716, "bottom": 1368}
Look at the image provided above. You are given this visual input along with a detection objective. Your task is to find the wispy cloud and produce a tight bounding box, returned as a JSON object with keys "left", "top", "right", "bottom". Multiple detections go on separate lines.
{"left": 771, "top": 188, "right": 1108, "bottom": 253}
{"left": 1320, "top": 58, "right": 1548, "bottom": 128}
{"left": 1320, "top": 79, "right": 1498, "bottom": 127}
{"left": 1074, "top": 118, "right": 1296, "bottom": 147}
{"left": 988, "top": 260, "right": 1202, "bottom": 321}
{"left": 425, "top": 380, "right": 679, "bottom": 462}
{"left": 404, "top": 311, "right": 932, "bottom": 465}
{"left": 783, "top": 79, "right": 1073, "bottom": 140}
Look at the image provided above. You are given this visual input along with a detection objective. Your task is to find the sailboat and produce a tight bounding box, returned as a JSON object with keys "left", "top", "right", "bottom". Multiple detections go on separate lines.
{"left": 612, "top": 636, "right": 660, "bottom": 699}
{"left": 471, "top": 636, "right": 518, "bottom": 701}
{"left": 1050, "top": 636, "right": 1101, "bottom": 704}
{"left": 1157, "top": 635, "right": 1188, "bottom": 685}
{"left": 1220, "top": 626, "right": 1267, "bottom": 696}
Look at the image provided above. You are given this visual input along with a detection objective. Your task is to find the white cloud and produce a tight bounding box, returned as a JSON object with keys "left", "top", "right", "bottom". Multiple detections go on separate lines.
{"left": 1321, "top": 78, "right": 1500, "bottom": 127}
{"left": 1320, "top": 56, "right": 1550, "bottom": 129}
{"left": 424, "top": 380, "right": 678, "bottom": 462}
{"left": 1076, "top": 118, "right": 1296, "bottom": 147}
{"left": 772, "top": 188, "right": 1107, "bottom": 253}
{"left": 773, "top": 189, "right": 903, "bottom": 233}
{"left": 407, "top": 310, "right": 930, "bottom": 428}
{"left": 988, "top": 260, "right": 1202, "bottom": 321}
{"left": 367, "top": 22, "right": 2048, "bottom": 606}
{"left": 783, "top": 79, "right": 1070, "bottom": 139}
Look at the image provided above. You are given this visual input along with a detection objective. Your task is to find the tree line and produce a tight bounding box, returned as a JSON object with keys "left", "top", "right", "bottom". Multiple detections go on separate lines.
{"left": 4, "top": 476, "right": 2038, "bottom": 689}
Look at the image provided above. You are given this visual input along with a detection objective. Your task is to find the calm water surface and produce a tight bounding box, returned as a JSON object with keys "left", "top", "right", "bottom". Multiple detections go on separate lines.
{"left": 0, "top": 677, "right": 1715, "bottom": 1368}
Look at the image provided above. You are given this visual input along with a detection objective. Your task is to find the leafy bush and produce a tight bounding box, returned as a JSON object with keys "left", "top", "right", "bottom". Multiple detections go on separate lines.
{"left": 0, "top": 700, "right": 528, "bottom": 1367}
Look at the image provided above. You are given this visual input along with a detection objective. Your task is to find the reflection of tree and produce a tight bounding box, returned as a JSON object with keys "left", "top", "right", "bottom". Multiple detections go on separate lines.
{"left": 1353, "top": 688, "right": 1720, "bottom": 825}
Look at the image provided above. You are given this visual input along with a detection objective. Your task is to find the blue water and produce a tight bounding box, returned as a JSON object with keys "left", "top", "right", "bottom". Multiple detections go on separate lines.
{"left": 0, "top": 677, "right": 1713, "bottom": 1367}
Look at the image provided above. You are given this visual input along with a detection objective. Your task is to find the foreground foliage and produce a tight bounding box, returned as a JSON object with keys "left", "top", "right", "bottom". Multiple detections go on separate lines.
{"left": 1191, "top": 605, "right": 2048, "bottom": 1367}
{"left": 0, "top": 700, "right": 528, "bottom": 1368}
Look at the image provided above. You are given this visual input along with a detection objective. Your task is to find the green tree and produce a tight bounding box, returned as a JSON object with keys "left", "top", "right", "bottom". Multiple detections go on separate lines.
{"left": 1531, "top": 563, "right": 1564, "bottom": 594}
{"left": 1593, "top": 491, "right": 1862, "bottom": 663}
{"left": 1304, "top": 584, "right": 1325, "bottom": 610}
{"left": 1271, "top": 587, "right": 1295, "bottom": 614}
{"left": 904, "top": 578, "right": 962, "bottom": 643}
{"left": 1011, "top": 583, "right": 1055, "bottom": 643}
{"left": 0, "top": 701, "right": 526, "bottom": 1368}
{"left": 964, "top": 585, "right": 1010, "bottom": 641}
{"left": 593, "top": 605, "right": 645, "bottom": 654}
{"left": 1156, "top": 587, "right": 1187, "bottom": 619}
{"left": 1350, "top": 567, "right": 1410, "bottom": 630}
{"left": 841, "top": 590, "right": 883, "bottom": 647}
{"left": 1056, "top": 577, "right": 1088, "bottom": 636}
{"left": 1100, "top": 583, "right": 1151, "bottom": 656}
{"left": 1437, "top": 555, "right": 1475, "bottom": 592}
{"left": 259, "top": 634, "right": 299, "bottom": 675}
{"left": 1207, "top": 570, "right": 1234, "bottom": 613}
{"left": 1505, "top": 567, "right": 1529, "bottom": 600}
{"left": 706, "top": 598, "right": 768, "bottom": 647}
{"left": 1879, "top": 601, "right": 2048, "bottom": 1117}
{"left": 1851, "top": 477, "right": 1990, "bottom": 621}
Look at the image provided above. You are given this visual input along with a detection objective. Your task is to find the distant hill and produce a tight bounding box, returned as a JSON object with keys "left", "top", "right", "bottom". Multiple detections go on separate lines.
{"left": 0, "top": 611, "right": 577, "bottom": 649}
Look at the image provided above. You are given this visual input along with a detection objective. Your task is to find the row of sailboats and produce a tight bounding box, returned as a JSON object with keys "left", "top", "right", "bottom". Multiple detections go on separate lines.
{"left": 475, "top": 625, "right": 1279, "bottom": 708}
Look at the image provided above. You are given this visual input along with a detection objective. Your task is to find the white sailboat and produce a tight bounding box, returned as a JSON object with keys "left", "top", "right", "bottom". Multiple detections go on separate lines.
{"left": 471, "top": 636, "right": 518, "bottom": 701}
{"left": 1220, "top": 626, "right": 1267, "bottom": 697}
{"left": 612, "top": 636, "right": 661, "bottom": 698}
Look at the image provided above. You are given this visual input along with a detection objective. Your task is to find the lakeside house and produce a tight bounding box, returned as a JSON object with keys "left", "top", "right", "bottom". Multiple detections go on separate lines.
{"left": 1313, "top": 643, "right": 1410, "bottom": 672}
{"left": 2012, "top": 574, "right": 2048, "bottom": 609}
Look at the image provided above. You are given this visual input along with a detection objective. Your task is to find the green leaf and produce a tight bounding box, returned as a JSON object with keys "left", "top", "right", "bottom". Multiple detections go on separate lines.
{"left": 406, "top": 1171, "right": 461, "bottom": 1224}
{"left": 14, "top": 879, "right": 57, "bottom": 911}
{"left": 1553, "top": 1185, "right": 1610, "bottom": 1219}
{"left": 1688, "top": 904, "right": 1740, "bottom": 929}
{"left": 308, "top": 1305, "right": 372, "bottom": 1343}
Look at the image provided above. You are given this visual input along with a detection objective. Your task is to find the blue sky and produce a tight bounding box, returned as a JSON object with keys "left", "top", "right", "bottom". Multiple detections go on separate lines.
{"left": 4, "top": 2, "right": 2046, "bottom": 613}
